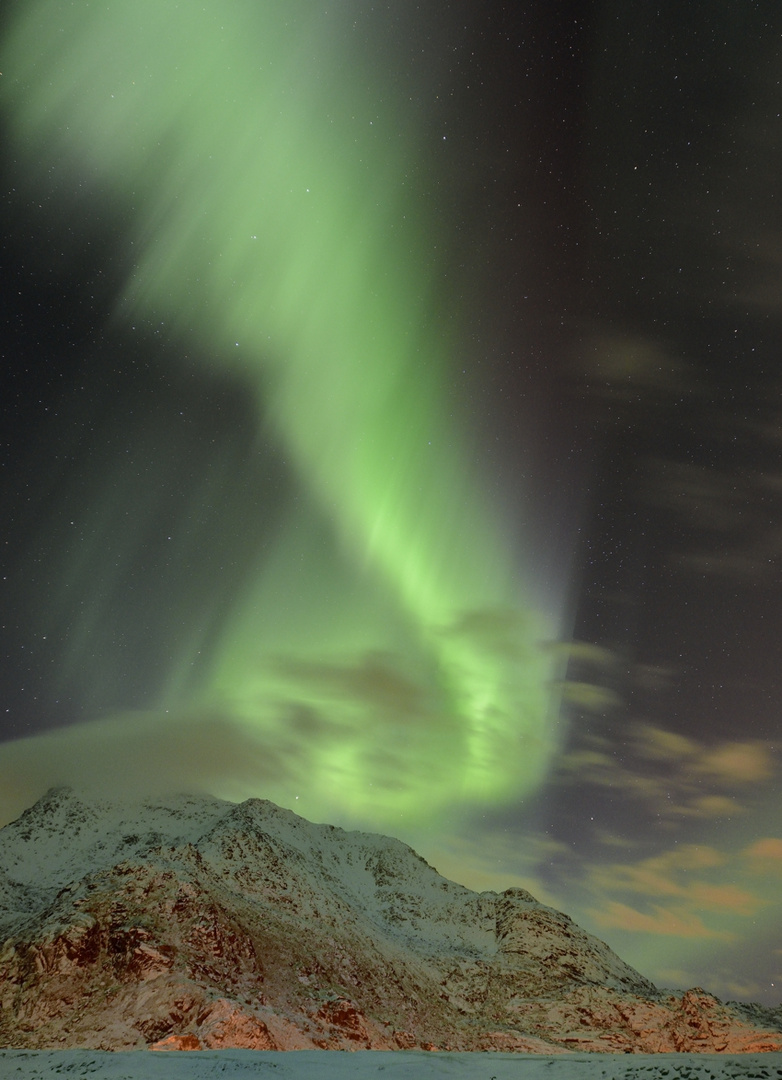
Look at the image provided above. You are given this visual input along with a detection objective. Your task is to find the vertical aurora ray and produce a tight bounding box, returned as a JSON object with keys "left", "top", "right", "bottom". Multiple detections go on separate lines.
{"left": 1, "top": 1, "right": 564, "bottom": 827}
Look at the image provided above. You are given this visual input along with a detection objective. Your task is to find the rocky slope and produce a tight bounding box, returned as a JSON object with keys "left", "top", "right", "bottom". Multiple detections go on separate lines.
{"left": 0, "top": 787, "right": 780, "bottom": 1052}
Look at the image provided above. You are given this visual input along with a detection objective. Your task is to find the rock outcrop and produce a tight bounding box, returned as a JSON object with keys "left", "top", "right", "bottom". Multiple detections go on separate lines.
{"left": 0, "top": 787, "right": 780, "bottom": 1052}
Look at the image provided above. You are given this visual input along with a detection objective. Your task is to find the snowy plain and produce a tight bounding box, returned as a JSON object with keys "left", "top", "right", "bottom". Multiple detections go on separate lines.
{"left": 2, "top": 1051, "right": 782, "bottom": 1079}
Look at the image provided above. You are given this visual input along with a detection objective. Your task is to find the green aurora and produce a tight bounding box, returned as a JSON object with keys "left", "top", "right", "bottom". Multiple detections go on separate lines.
{"left": 0, "top": 1, "right": 563, "bottom": 829}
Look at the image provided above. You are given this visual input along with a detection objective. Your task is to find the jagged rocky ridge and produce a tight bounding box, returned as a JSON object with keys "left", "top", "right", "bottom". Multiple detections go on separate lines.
{"left": 1, "top": 787, "right": 781, "bottom": 1052}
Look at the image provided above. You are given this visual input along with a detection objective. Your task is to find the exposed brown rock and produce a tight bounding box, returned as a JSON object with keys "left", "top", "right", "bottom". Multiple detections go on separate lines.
{"left": 150, "top": 1033, "right": 202, "bottom": 1051}
{"left": 196, "top": 998, "right": 277, "bottom": 1049}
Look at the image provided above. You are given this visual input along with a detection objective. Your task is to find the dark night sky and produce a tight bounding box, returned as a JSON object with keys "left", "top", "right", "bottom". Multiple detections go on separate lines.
{"left": 2, "top": 0, "right": 782, "bottom": 1004}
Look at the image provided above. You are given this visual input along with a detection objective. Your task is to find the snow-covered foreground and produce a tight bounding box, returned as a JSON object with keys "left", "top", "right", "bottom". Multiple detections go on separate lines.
{"left": 2, "top": 1051, "right": 782, "bottom": 1079}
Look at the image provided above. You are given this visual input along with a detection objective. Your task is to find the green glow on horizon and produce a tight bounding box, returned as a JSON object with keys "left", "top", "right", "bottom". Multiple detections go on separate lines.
{"left": 1, "top": 1, "right": 562, "bottom": 828}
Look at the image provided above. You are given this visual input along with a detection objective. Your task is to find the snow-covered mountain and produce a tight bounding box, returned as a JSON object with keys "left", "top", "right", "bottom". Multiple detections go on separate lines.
{"left": 1, "top": 787, "right": 780, "bottom": 1052}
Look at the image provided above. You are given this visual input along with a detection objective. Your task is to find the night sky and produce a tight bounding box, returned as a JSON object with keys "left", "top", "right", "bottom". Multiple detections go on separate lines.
{"left": 2, "top": 0, "right": 782, "bottom": 1005}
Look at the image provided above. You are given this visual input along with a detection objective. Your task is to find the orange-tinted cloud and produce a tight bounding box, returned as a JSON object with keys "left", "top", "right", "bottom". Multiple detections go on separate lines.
{"left": 687, "top": 882, "right": 761, "bottom": 916}
{"left": 692, "top": 742, "right": 774, "bottom": 784}
{"left": 559, "top": 723, "right": 775, "bottom": 824}
{"left": 631, "top": 724, "right": 774, "bottom": 785}
{"left": 589, "top": 900, "right": 735, "bottom": 940}
{"left": 591, "top": 846, "right": 724, "bottom": 896}
{"left": 588, "top": 845, "right": 763, "bottom": 929}
{"left": 743, "top": 837, "right": 782, "bottom": 870}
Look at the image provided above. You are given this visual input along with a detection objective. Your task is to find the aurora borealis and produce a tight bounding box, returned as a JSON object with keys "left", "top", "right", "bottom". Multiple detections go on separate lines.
{"left": 0, "top": 0, "right": 566, "bottom": 825}
{"left": 3, "top": 0, "right": 782, "bottom": 1007}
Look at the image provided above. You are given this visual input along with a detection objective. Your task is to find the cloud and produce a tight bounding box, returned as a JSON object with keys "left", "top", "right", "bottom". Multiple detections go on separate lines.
{"left": 553, "top": 640, "right": 624, "bottom": 715}
{"left": 589, "top": 900, "right": 735, "bottom": 940}
{"left": 629, "top": 724, "right": 776, "bottom": 786}
{"left": 556, "top": 723, "right": 776, "bottom": 823}
{"left": 581, "top": 334, "right": 695, "bottom": 406}
{"left": 271, "top": 650, "right": 428, "bottom": 718}
{"left": 654, "top": 968, "right": 698, "bottom": 991}
{"left": 585, "top": 843, "right": 764, "bottom": 950}
{"left": 559, "top": 681, "right": 623, "bottom": 713}
{"left": 717, "top": 978, "right": 766, "bottom": 1000}
{"left": 592, "top": 829, "right": 641, "bottom": 850}
{"left": 418, "top": 823, "right": 570, "bottom": 901}
{"left": 641, "top": 455, "right": 782, "bottom": 583}
{"left": 591, "top": 845, "right": 727, "bottom": 898}
{"left": 0, "top": 709, "right": 292, "bottom": 829}
{"left": 687, "top": 883, "right": 762, "bottom": 917}
{"left": 441, "top": 609, "right": 543, "bottom": 663}
{"left": 633, "top": 662, "right": 678, "bottom": 692}
{"left": 552, "top": 641, "right": 619, "bottom": 669}
{"left": 631, "top": 723, "right": 700, "bottom": 762}
{"left": 692, "top": 742, "right": 774, "bottom": 784}
{"left": 643, "top": 459, "right": 747, "bottom": 533}
{"left": 683, "top": 795, "right": 742, "bottom": 818}
{"left": 743, "top": 837, "right": 782, "bottom": 870}
{"left": 558, "top": 747, "right": 616, "bottom": 773}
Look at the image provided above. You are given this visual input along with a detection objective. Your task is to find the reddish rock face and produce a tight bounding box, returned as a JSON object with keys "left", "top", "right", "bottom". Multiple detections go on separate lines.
{"left": 150, "top": 1033, "right": 202, "bottom": 1051}
{"left": 509, "top": 985, "right": 782, "bottom": 1054}
{"left": 314, "top": 999, "right": 372, "bottom": 1047}
{"left": 1, "top": 788, "right": 781, "bottom": 1053}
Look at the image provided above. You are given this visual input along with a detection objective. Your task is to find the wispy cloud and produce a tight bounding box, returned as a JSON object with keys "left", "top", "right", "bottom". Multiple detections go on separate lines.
{"left": 589, "top": 900, "right": 736, "bottom": 940}
{"left": 579, "top": 839, "right": 766, "bottom": 965}
{"left": 687, "top": 883, "right": 762, "bottom": 916}
{"left": 271, "top": 651, "right": 428, "bottom": 718}
{"left": 589, "top": 846, "right": 762, "bottom": 916}
{"left": 632, "top": 724, "right": 701, "bottom": 762}
{"left": 0, "top": 709, "right": 294, "bottom": 829}
{"left": 556, "top": 722, "right": 776, "bottom": 822}
{"left": 682, "top": 794, "right": 742, "bottom": 818}
{"left": 592, "top": 844, "right": 724, "bottom": 890}
{"left": 690, "top": 741, "right": 774, "bottom": 784}
{"left": 743, "top": 837, "right": 782, "bottom": 869}
{"left": 418, "top": 824, "right": 569, "bottom": 903}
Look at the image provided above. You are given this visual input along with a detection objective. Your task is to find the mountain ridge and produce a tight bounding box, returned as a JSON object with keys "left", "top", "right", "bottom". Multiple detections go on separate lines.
{"left": 1, "top": 786, "right": 780, "bottom": 1053}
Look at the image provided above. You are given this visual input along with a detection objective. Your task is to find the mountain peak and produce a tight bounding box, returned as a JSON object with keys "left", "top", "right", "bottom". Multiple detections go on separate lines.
{"left": 1, "top": 790, "right": 781, "bottom": 1053}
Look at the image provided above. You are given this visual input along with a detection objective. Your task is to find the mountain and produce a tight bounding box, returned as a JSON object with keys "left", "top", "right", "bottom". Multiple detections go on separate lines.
{"left": 1, "top": 787, "right": 781, "bottom": 1052}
